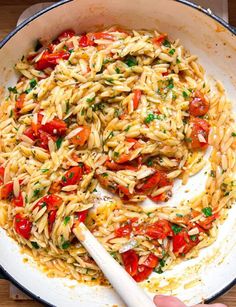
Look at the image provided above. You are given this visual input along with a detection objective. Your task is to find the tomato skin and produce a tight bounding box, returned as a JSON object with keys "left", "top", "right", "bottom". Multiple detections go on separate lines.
{"left": 91, "top": 32, "right": 114, "bottom": 41}
{"left": 75, "top": 209, "right": 89, "bottom": 223}
{"left": 15, "top": 93, "right": 26, "bottom": 111}
{"left": 36, "top": 130, "right": 53, "bottom": 150}
{"left": 35, "top": 50, "right": 70, "bottom": 70}
{"left": 121, "top": 250, "right": 139, "bottom": 277}
{"left": 0, "top": 182, "right": 14, "bottom": 199}
{"left": 145, "top": 220, "right": 173, "bottom": 239}
{"left": 141, "top": 172, "right": 161, "bottom": 190}
{"left": 34, "top": 194, "right": 63, "bottom": 211}
{"left": 24, "top": 127, "right": 36, "bottom": 141}
{"left": 104, "top": 160, "right": 137, "bottom": 171}
{"left": 132, "top": 89, "right": 142, "bottom": 110}
{"left": 71, "top": 126, "right": 91, "bottom": 146}
{"left": 40, "top": 118, "right": 67, "bottom": 136}
{"left": 48, "top": 210, "right": 57, "bottom": 233}
{"left": 0, "top": 166, "right": 5, "bottom": 184}
{"left": 116, "top": 153, "right": 131, "bottom": 164}
{"left": 61, "top": 166, "right": 84, "bottom": 186}
{"left": 152, "top": 34, "right": 166, "bottom": 45}
{"left": 115, "top": 224, "right": 132, "bottom": 237}
{"left": 57, "top": 29, "right": 75, "bottom": 41}
{"left": 172, "top": 231, "right": 199, "bottom": 255}
{"left": 12, "top": 193, "right": 24, "bottom": 207}
{"left": 189, "top": 91, "right": 209, "bottom": 117}
{"left": 118, "top": 185, "right": 132, "bottom": 197}
{"left": 133, "top": 265, "right": 153, "bottom": 282}
{"left": 197, "top": 214, "right": 217, "bottom": 230}
{"left": 14, "top": 214, "right": 32, "bottom": 240}
{"left": 79, "top": 35, "right": 95, "bottom": 47}
{"left": 142, "top": 253, "right": 159, "bottom": 268}
{"left": 189, "top": 117, "right": 210, "bottom": 150}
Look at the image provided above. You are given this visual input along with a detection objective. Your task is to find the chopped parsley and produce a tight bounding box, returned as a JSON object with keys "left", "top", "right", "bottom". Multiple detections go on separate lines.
{"left": 31, "top": 241, "right": 40, "bottom": 249}
{"left": 68, "top": 172, "right": 74, "bottom": 179}
{"left": 169, "top": 48, "right": 175, "bottom": 55}
{"left": 62, "top": 176, "right": 67, "bottom": 182}
{"left": 9, "top": 110, "right": 13, "bottom": 117}
{"left": 64, "top": 216, "right": 71, "bottom": 225}
{"left": 114, "top": 152, "right": 119, "bottom": 158}
{"left": 185, "top": 137, "right": 192, "bottom": 143}
{"left": 171, "top": 224, "right": 183, "bottom": 234}
{"left": 30, "top": 79, "right": 37, "bottom": 88}
{"left": 66, "top": 101, "right": 70, "bottom": 114}
{"left": 176, "top": 213, "right": 183, "bottom": 217}
{"left": 176, "top": 57, "right": 181, "bottom": 64}
{"left": 162, "top": 39, "right": 171, "bottom": 48}
{"left": 182, "top": 91, "right": 189, "bottom": 98}
{"left": 106, "top": 78, "right": 114, "bottom": 83}
{"left": 124, "top": 125, "right": 131, "bottom": 132}
{"left": 86, "top": 97, "right": 95, "bottom": 103}
{"left": 56, "top": 137, "right": 63, "bottom": 149}
{"left": 145, "top": 113, "right": 155, "bottom": 124}
{"left": 102, "top": 173, "right": 108, "bottom": 177}
{"left": 92, "top": 103, "right": 105, "bottom": 112}
{"left": 190, "top": 235, "right": 197, "bottom": 242}
{"left": 115, "top": 67, "right": 120, "bottom": 74}
{"left": 167, "top": 78, "right": 174, "bottom": 89}
{"left": 231, "top": 132, "right": 236, "bottom": 137}
{"left": 124, "top": 56, "right": 137, "bottom": 67}
{"left": 41, "top": 169, "right": 49, "bottom": 173}
{"left": 61, "top": 241, "right": 70, "bottom": 249}
{"left": 8, "top": 86, "right": 17, "bottom": 94}
{"left": 210, "top": 170, "right": 216, "bottom": 177}
{"left": 202, "top": 207, "right": 213, "bottom": 217}
{"left": 33, "top": 189, "right": 41, "bottom": 198}
{"left": 147, "top": 158, "right": 153, "bottom": 166}
{"left": 105, "top": 131, "right": 114, "bottom": 141}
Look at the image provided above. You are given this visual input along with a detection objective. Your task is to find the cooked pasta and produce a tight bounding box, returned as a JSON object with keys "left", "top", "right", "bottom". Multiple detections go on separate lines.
{"left": 0, "top": 27, "right": 235, "bottom": 286}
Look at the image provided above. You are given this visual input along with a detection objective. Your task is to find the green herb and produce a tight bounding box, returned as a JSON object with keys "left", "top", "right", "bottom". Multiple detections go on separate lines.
{"left": 31, "top": 241, "right": 40, "bottom": 249}
{"left": 171, "top": 224, "right": 183, "bottom": 234}
{"left": 147, "top": 159, "right": 153, "bottom": 166}
{"left": 63, "top": 45, "right": 68, "bottom": 50}
{"left": 185, "top": 137, "right": 192, "bottom": 143}
{"left": 183, "top": 91, "right": 189, "bottom": 98}
{"left": 93, "top": 188, "right": 97, "bottom": 192}
{"left": 124, "top": 125, "right": 131, "bottom": 132}
{"left": 203, "top": 83, "right": 206, "bottom": 88}
{"left": 163, "top": 39, "right": 171, "bottom": 48}
{"left": 176, "top": 213, "right": 183, "bottom": 217}
{"left": 106, "top": 78, "right": 114, "bottom": 83}
{"left": 210, "top": 170, "right": 216, "bottom": 177}
{"left": 109, "top": 252, "right": 116, "bottom": 258}
{"left": 41, "top": 169, "right": 49, "bottom": 173}
{"left": 8, "top": 86, "right": 17, "bottom": 94}
{"left": 64, "top": 216, "right": 71, "bottom": 225}
{"left": 61, "top": 241, "right": 70, "bottom": 249}
{"left": 114, "top": 152, "right": 119, "bottom": 158}
{"left": 86, "top": 97, "right": 95, "bottom": 103}
{"left": 154, "top": 267, "right": 163, "bottom": 274}
{"left": 159, "top": 259, "right": 165, "bottom": 267}
{"left": 33, "top": 189, "right": 40, "bottom": 198}
{"left": 105, "top": 131, "right": 114, "bottom": 141}
{"left": 146, "top": 212, "right": 152, "bottom": 217}
{"left": 169, "top": 48, "right": 175, "bottom": 55}
{"left": 25, "top": 195, "right": 28, "bottom": 204}
{"left": 92, "top": 103, "right": 105, "bottom": 112}
{"left": 202, "top": 207, "right": 212, "bottom": 217}
{"left": 62, "top": 176, "right": 67, "bottom": 182}
{"left": 103, "top": 58, "right": 113, "bottom": 64}
{"left": 102, "top": 173, "right": 108, "bottom": 177}
{"left": 30, "top": 79, "right": 37, "bottom": 89}
{"left": 66, "top": 101, "right": 70, "bottom": 114}
{"left": 176, "top": 57, "right": 181, "bottom": 64}
{"left": 41, "top": 202, "right": 47, "bottom": 208}
{"left": 9, "top": 110, "right": 13, "bottom": 117}
{"left": 145, "top": 113, "right": 155, "bottom": 124}
{"left": 167, "top": 78, "right": 174, "bottom": 89}
{"left": 56, "top": 137, "right": 63, "bottom": 149}
{"left": 124, "top": 56, "right": 137, "bottom": 67}
{"left": 81, "top": 109, "right": 85, "bottom": 116}
{"left": 115, "top": 67, "right": 120, "bottom": 74}
{"left": 224, "top": 191, "right": 230, "bottom": 196}
{"left": 231, "top": 132, "right": 236, "bottom": 137}
{"left": 190, "top": 235, "right": 197, "bottom": 242}
{"left": 68, "top": 172, "right": 74, "bottom": 179}
{"left": 114, "top": 109, "right": 120, "bottom": 117}
{"left": 34, "top": 39, "right": 42, "bottom": 52}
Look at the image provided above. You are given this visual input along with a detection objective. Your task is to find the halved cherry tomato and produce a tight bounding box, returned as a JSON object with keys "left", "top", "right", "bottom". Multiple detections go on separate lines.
{"left": 149, "top": 193, "right": 167, "bottom": 202}
{"left": 34, "top": 194, "right": 63, "bottom": 211}
{"left": 35, "top": 50, "right": 70, "bottom": 70}
{"left": 141, "top": 172, "right": 161, "bottom": 190}
{"left": 0, "top": 182, "right": 14, "bottom": 199}
{"left": 36, "top": 130, "right": 54, "bottom": 150}
{"left": 116, "top": 153, "right": 132, "bottom": 164}
{"left": 142, "top": 253, "right": 159, "bottom": 268}
{"left": 189, "top": 91, "right": 209, "bottom": 117}
{"left": 133, "top": 265, "right": 153, "bottom": 282}
{"left": 189, "top": 117, "right": 210, "bottom": 150}
{"left": 152, "top": 34, "right": 166, "bottom": 45}
{"left": 71, "top": 126, "right": 91, "bottom": 146}
{"left": 197, "top": 214, "right": 217, "bottom": 230}
{"left": 57, "top": 29, "right": 75, "bottom": 41}
{"left": 121, "top": 250, "right": 138, "bottom": 277}
{"left": 15, "top": 93, "right": 26, "bottom": 111}
{"left": 12, "top": 193, "right": 24, "bottom": 207}
{"left": 83, "top": 164, "right": 91, "bottom": 174}
{"left": 79, "top": 35, "right": 95, "bottom": 47}
{"left": 104, "top": 160, "right": 138, "bottom": 171}
{"left": 48, "top": 210, "right": 57, "bottom": 233}
{"left": 31, "top": 113, "right": 44, "bottom": 136}
{"left": 145, "top": 220, "right": 173, "bottom": 239}
{"left": 118, "top": 185, "right": 132, "bottom": 197}
{"left": 0, "top": 166, "right": 5, "bottom": 185}
{"left": 24, "top": 127, "right": 36, "bottom": 141}
{"left": 61, "top": 166, "right": 84, "bottom": 186}
{"left": 14, "top": 214, "right": 32, "bottom": 240}
{"left": 90, "top": 32, "right": 114, "bottom": 41}
{"left": 115, "top": 224, "right": 132, "bottom": 237}
{"left": 75, "top": 209, "right": 89, "bottom": 223}
{"left": 40, "top": 118, "right": 67, "bottom": 136}
{"left": 132, "top": 89, "right": 142, "bottom": 110}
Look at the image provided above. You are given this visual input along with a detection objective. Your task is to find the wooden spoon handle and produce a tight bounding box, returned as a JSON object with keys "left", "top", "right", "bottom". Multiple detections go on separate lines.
{"left": 73, "top": 223, "right": 156, "bottom": 307}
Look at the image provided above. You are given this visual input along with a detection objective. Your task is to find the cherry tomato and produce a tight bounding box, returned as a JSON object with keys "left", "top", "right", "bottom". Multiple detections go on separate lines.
{"left": 36, "top": 130, "right": 53, "bottom": 150}
{"left": 15, "top": 93, "right": 26, "bottom": 112}
{"left": 12, "top": 193, "right": 24, "bottom": 207}
{"left": 118, "top": 185, "right": 132, "bottom": 197}
{"left": 141, "top": 172, "right": 161, "bottom": 190}
{"left": 0, "top": 182, "right": 14, "bottom": 199}
{"left": 115, "top": 224, "right": 132, "bottom": 237}
{"left": 0, "top": 166, "right": 5, "bottom": 185}
{"left": 71, "top": 126, "right": 91, "bottom": 146}
{"left": 145, "top": 220, "right": 173, "bottom": 239}
{"left": 24, "top": 127, "right": 36, "bottom": 141}
{"left": 57, "top": 29, "right": 75, "bottom": 41}
{"left": 61, "top": 166, "right": 84, "bottom": 186}
{"left": 189, "top": 117, "right": 210, "bottom": 150}
{"left": 121, "top": 250, "right": 139, "bottom": 277}
{"left": 34, "top": 194, "right": 63, "bottom": 211}
{"left": 152, "top": 34, "right": 166, "bottom": 45}
{"left": 40, "top": 118, "right": 67, "bottom": 136}
{"left": 133, "top": 265, "right": 153, "bottom": 282}
{"left": 142, "top": 253, "right": 158, "bottom": 268}
{"left": 189, "top": 91, "right": 209, "bottom": 117}
{"left": 14, "top": 214, "right": 32, "bottom": 240}
{"left": 75, "top": 209, "right": 89, "bottom": 223}
{"left": 35, "top": 50, "right": 70, "bottom": 70}
{"left": 48, "top": 210, "right": 57, "bottom": 233}
{"left": 132, "top": 89, "right": 142, "bottom": 110}
{"left": 79, "top": 35, "right": 95, "bottom": 47}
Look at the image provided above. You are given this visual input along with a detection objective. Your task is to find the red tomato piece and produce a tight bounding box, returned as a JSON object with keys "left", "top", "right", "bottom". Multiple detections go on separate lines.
{"left": 15, "top": 93, "right": 26, "bottom": 111}
{"left": 0, "top": 182, "right": 14, "bottom": 199}
{"left": 34, "top": 194, "right": 63, "bottom": 211}
{"left": 133, "top": 265, "right": 153, "bottom": 282}
{"left": 115, "top": 224, "right": 132, "bottom": 237}
{"left": 36, "top": 130, "right": 52, "bottom": 150}
{"left": 24, "top": 127, "right": 36, "bottom": 141}
{"left": 75, "top": 209, "right": 89, "bottom": 223}
{"left": 118, "top": 185, "right": 132, "bottom": 197}
{"left": 0, "top": 166, "right": 5, "bottom": 185}
{"left": 145, "top": 220, "right": 173, "bottom": 239}
{"left": 71, "top": 126, "right": 91, "bottom": 146}
{"left": 61, "top": 166, "right": 84, "bottom": 186}
{"left": 141, "top": 172, "right": 161, "bottom": 190}
{"left": 57, "top": 29, "right": 75, "bottom": 41}
{"left": 35, "top": 50, "right": 70, "bottom": 70}
{"left": 104, "top": 160, "right": 137, "bottom": 171}
{"left": 12, "top": 193, "right": 24, "bottom": 207}
{"left": 142, "top": 253, "right": 159, "bottom": 268}
{"left": 197, "top": 214, "right": 217, "bottom": 230}
{"left": 48, "top": 210, "right": 57, "bottom": 233}
{"left": 132, "top": 89, "right": 142, "bottom": 110}
{"left": 149, "top": 193, "right": 167, "bottom": 202}
{"left": 14, "top": 214, "right": 32, "bottom": 240}
{"left": 83, "top": 164, "right": 91, "bottom": 174}
{"left": 91, "top": 32, "right": 114, "bottom": 41}
{"left": 79, "top": 35, "right": 95, "bottom": 47}
{"left": 116, "top": 153, "right": 132, "bottom": 164}
{"left": 189, "top": 117, "right": 210, "bottom": 150}
{"left": 173, "top": 231, "right": 191, "bottom": 255}
{"left": 152, "top": 34, "right": 166, "bottom": 45}
{"left": 40, "top": 118, "right": 67, "bottom": 136}
{"left": 189, "top": 91, "right": 209, "bottom": 117}
{"left": 121, "top": 250, "right": 139, "bottom": 277}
